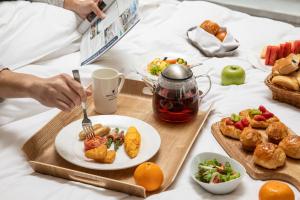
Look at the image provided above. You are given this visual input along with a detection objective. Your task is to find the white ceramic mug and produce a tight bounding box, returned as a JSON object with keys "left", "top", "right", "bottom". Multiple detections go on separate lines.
{"left": 92, "top": 68, "right": 125, "bottom": 114}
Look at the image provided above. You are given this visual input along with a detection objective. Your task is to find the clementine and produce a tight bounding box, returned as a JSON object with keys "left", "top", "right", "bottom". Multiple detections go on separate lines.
{"left": 134, "top": 162, "right": 164, "bottom": 191}
{"left": 259, "top": 181, "right": 295, "bottom": 200}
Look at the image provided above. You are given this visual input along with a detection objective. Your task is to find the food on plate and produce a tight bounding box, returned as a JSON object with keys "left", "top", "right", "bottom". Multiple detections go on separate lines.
{"left": 216, "top": 30, "right": 227, "bottom": 42}
{"left": 147, "top": 57, "right": 188, "bottom": 76}
{"left": 279, "top": 135, "right": 300, "bottom": 159}
{"left": 273, "top": 54, "right": 300, "bottom": 75}
{"left": 271, "top": 75, "right": 299, "bottom": 91}
{"left": 200, "top": 20, "right": 227, "bottom": 42}
{"left": 259, "top": 181, "right": 295, "bottom": 200}
{"left": 79, "top": 123, "right": 110, "bottom": 140}
{"left": 266, "top": 122, "right": 289, "bottom": 144}
{"left": 84, "top": 135, "right": 107, "bottom": 151}
{"left": 134, "top": 162, "right": 164, "bottom": 192}
{"left": 106, "top": 128, "right": 125, "bottom": 151}
{"left": 85, "top": 144, "right": 107, "bottom": 161}
{"left": 221, "top": 65, "right": 245, "bottom": 86}
{"left": 102, "top": 150, "right": 116, "bottom": 163}
{"left": 125, "top": 126, "right": 141, "bottom": 158}
{"left": 253, "top": 143, "right": 286, "bottom": 169}
{"left": 200, "top": 20, "right": 220, "bottom": 35}
{"left": 239, "top": 127, "right": 263, "bottom": 151}
{"left": 239, "top": 105, "right": 279, "bottom": 129}
{"left": 220, "top": 114, "right": 250, "bottom": 139}
{"left": 195, "top": 159, "right": 240, "bottom": 184}
{"left": 261, "top": 40, "right": 300, "bottom": 66}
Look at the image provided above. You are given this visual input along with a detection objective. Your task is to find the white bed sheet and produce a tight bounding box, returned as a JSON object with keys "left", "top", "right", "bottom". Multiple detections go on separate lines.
{"left": 0, "top": 0, "right": 300, "bottom": 199}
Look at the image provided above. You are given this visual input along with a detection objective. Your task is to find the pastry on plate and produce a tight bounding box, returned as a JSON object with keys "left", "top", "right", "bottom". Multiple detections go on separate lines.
{"left": 200, "top": 20, "right": 220, "bottom": 35}
{"left": 266, "top": 122, "right": 289, "bottom": 144}
{"left": 219, "top": 114, "right": 250, "bottom": 140}
{"left": 253, "top": 143, "right": 286, "bottom": 169}
{"left": 239, "top": 105, "right": 279, "bottom": 129}
{"left": 271, "top": 75, "right": 299, "bottom": 91}
{"left": 279, "top": 135, "right": 300, "bottom": 159}
{"left": 273, "top": 53, "right": 300, "bottom": 75}
{"left": 240, "top": 127, "right": 263, "bottom": 151}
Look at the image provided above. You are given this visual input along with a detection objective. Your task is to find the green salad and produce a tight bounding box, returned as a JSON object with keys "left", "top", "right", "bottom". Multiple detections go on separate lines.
{"left": 195, "top": 159, "right": 240, "bottom": 184}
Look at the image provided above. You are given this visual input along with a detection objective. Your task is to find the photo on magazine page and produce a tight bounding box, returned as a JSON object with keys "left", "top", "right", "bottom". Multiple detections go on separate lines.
{"left": 80, "top": 0, "right": 139, "bottom": 66}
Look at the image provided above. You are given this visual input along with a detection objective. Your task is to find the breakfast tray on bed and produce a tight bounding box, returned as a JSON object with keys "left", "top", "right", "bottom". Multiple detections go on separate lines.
{"left": 22, "top": 79, "right": 212, "bottom": 198}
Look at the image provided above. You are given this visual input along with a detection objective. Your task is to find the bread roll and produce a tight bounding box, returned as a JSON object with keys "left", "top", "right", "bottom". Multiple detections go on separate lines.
{"left": 216, "top": 31, "right": 227, "bottom": 42}
{"left": 279, "top": 135, "right": 300, "bottom": 159}
{"left": 200, "top": 20, "right": 220, "bottom": 35}
{"left": 253, "top": 143, "right": 286, "bottom": 169}
{"left": 219, "top": 118, "right": 241, "bottom": 139}
{"left": 291, "top": 70, "right": 300, "bottom": 86}
{"left": 273, "top": 53, "right": 299, "bottom": 75}
{"left": 271, "top": 75, "right": 299, "bottom": 91}
{"left": 266, "top": 122, "right": 289, "bottom": 144}
{"left": 240, "top": 127, "right": 262, "bottom": 151}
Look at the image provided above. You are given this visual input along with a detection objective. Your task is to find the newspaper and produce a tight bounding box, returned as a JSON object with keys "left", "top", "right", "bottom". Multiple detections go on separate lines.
{"left": 80, "top": 0, "right": 139, "bottom": 66}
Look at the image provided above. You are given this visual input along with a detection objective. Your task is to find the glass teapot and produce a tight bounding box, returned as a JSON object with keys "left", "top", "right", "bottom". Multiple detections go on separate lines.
{"left": 144, "top": 64, "right": 211, "bottom": 123}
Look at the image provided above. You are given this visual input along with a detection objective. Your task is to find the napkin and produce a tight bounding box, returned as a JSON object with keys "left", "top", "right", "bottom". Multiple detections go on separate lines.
{"left": 187, "top": 26, "right": 239, "bottom": 57}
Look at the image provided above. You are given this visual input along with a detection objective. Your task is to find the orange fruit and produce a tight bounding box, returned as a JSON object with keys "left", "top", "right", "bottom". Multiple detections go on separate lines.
{"left": 259, "top": 181, "right": 295, "bottom": 200}
{"left": 134, "top": 162, "right": 164, "bottom": 191}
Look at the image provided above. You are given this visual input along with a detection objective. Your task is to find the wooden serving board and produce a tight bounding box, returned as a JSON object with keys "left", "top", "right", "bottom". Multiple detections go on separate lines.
{"left": 211, "top": 122, "right": 300, "bottom": 191}
{"left": 22, "top": 79, "right": 212, "bottom": 198}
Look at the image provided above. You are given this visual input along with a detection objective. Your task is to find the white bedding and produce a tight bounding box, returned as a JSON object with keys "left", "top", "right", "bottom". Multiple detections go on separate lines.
{"left": 0, "top": 0, "right": 300, "bottom": 199}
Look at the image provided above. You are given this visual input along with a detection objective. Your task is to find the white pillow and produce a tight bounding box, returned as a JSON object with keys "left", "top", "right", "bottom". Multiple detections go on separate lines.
{"left": 0, "top": 1, "right": 81, "bottom": 70}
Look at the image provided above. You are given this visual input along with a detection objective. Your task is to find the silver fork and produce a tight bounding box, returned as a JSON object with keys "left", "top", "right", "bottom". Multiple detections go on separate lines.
{"left": 72, "top": 70, "right": 95, "bottom": 139}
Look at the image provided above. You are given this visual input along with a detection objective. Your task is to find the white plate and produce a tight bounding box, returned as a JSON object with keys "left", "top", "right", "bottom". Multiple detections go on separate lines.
{"left": 55, "top": 115, "right": 161, "bottom": 170}
{"left": 247, "top": 53, "right": 272, "bottom": 72}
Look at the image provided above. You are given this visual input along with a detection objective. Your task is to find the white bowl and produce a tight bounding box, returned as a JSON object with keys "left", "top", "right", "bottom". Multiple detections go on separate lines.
{"left": 191, "top": 152, "right": 246, "bottom": 194}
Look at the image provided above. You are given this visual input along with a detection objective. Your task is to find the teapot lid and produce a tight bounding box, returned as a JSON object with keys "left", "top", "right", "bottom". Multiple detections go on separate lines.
{"left": 161, "top": 64, "right": 193, "bottom": 80}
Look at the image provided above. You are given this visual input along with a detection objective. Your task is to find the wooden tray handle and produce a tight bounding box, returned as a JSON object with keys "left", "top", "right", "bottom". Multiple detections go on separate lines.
{"left": 69, "top": 173, "right": 107, "bottom": 187}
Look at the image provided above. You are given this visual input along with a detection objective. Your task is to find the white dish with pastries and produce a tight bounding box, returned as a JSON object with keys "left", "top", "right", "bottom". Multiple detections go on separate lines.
{"left": 55, "top": 115, "right": 161, "bottom": 170}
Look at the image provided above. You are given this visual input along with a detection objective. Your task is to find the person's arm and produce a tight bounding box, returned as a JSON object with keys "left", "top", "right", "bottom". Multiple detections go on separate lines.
{"left": 0, "top": 69, "right": 89, "bottom": 112}
{"left": 31, "top": 0, "right": 106, "bottom": 19}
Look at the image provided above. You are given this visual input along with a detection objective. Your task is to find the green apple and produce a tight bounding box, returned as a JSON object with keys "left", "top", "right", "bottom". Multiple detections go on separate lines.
{"left": 221, "top": 65, "right": 245, "bottom": 86}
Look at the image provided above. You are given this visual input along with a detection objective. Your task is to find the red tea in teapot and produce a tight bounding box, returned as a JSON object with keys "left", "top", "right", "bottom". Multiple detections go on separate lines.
{"left": 153, "top": 86, "right": 199, "bottom": 122}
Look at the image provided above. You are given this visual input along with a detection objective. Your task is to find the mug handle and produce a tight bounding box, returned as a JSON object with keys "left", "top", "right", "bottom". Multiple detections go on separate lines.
{"left": 195, "top": 74, "right": 212, "bottom": 98}
{"left": 117, "top": 73, "right": 125, "bottom": 93}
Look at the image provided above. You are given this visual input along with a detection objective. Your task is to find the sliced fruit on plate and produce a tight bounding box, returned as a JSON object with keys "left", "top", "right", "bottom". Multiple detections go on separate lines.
{"left": 278, "top": 44, "right": 285, "bottom": 59}
{"left": 265, "top": 46, "right": 272, "bottom": 65}
{"left": 269, "top": 46, "right": 280, "bottom": 66}
{"left": 294, "top": 40, "right": 300, "bottom": 54}
{"left": 283, "top": 42, "right": 292, "bottom": 57}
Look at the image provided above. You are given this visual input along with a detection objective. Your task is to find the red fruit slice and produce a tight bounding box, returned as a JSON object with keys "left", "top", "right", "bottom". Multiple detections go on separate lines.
{"left": 278, "top": 44, "right": 285, "bottom": 59}
{"left": 234, "top": 121, "right": 244, "bottom": 130}
{"left": 283, "top": 42, "right": 292, "bottom": 57}
{"left": 294, "top": 40, "right": 300, "bottom": 54}
{"left": 265, "top": 46, "right": 272, "bottom": 65}
{"left": 226, "top": 118, "right": 234, "bottom": 125}
{"left": 292, "top": 42, "right": 295, "bottom": 53}
{"left": 258, "top": 105, "right": 267, "bottom": 113}
{"left": 253, "top": 115, "right": 266, "bottom": 121}
{"left": 241, "top": 118, "right": 249, "bottom": 127}
{"left": 269, "top": 46, "right": 280, "bottom": 66}
{"left": 262, "top": 111, "right": 274, "bottom": 119}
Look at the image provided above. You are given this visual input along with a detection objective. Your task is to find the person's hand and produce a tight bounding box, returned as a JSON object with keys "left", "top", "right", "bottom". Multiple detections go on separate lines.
{"left": 64, "top": 0, "right": 106, "bottom": 19}
{"left": 30, "top": 73, "right": 91, "bottom": 112}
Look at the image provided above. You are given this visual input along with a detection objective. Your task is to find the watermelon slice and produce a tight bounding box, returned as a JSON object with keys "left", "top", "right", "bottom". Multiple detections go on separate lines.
{"left": 278, "top": 44, "right": 285, "bottom": 59}
{"left": 269, "top": 46, "right": 279, "bottom": 66}
{"left": 283, "top": 42, "right": 292, "bottom": 57}
{"left": 265, "top": 46, "right": 272, "bottom": 65}
{"left": 294, "top": 40, "right": 300, "bottom": 54}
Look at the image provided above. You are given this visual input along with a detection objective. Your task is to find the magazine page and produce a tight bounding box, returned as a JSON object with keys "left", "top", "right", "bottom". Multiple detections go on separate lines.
{"left": 80, "top": 0, "right": 139, "bottom": 66}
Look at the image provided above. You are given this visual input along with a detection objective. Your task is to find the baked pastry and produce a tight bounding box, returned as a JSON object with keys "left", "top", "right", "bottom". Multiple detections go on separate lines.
{"left": 200, "top": 20, "right": 220, "bottom": 35}
{"left": 273, "top": 53, "right": 299, "bottom": 75}
{"left": 279, "top": 135, "right": 300, "bottom": 159}
{"left": 253, "top": 143, "right": 286, "bottom": 169}
{"left": 240, "top": 127, "right": 263, "bottom": 151}
{"left": 219, "top": 115, "right": 250, "bottom": 140}
{"left": 266, "top": 122, "right": 289, "bottom": 144}
{"left": 239, "top": 106, "right": 279, "bottom": 129}
{"left": 291, "top": 70, "right": 300, "bottom": 86}
{"left": 216, "top": 30, "right": 227, "bottom": 42}
{"left": 271, "top": 75, "right": 299, "bottom": 91}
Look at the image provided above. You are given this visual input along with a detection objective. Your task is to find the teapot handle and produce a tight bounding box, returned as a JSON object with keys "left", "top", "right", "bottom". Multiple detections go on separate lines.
{"left": 195, "top": 74, "right": 212, "bottom": 98}
{"left": 142, "top": 77, "right": 156, "bottom": 93}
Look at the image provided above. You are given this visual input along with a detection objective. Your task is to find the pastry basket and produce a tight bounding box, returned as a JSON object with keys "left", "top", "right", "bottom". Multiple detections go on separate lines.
{"left": 265, "top": 74, "right": 300, "bottom": 108}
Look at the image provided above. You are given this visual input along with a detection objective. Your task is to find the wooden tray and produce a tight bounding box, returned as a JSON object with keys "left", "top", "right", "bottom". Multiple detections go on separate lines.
{"left": 211, "top": 122, "right": 300, "bottom": 191}
{"left": 22, "top": 79, "right": 212, "bottom": 198}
